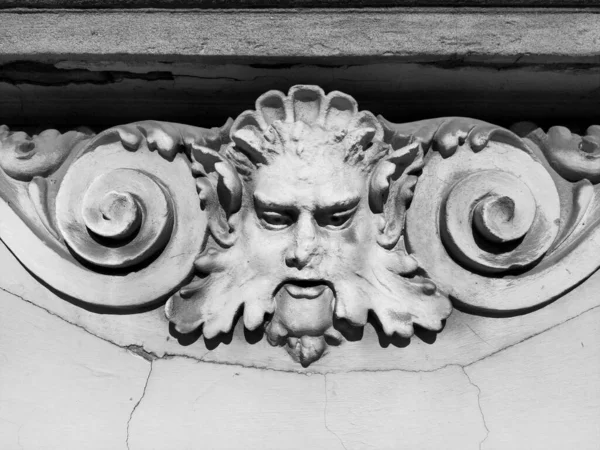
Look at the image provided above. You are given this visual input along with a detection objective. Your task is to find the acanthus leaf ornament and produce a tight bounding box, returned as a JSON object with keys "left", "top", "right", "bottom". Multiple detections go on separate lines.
{"left": 1, "top": 86, "right": 600, "bottom": 365}
{"left": 165, "top": 86, "right": 450, "bottom": 366}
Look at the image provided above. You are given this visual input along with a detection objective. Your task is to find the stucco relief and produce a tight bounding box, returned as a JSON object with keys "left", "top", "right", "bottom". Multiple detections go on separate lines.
{"left": 1, "top": 85, "right": 599, "bottom": 366}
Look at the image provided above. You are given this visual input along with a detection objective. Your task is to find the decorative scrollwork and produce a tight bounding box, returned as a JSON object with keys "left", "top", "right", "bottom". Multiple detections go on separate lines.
{"left": 532, "top": 125, "right": 600, "bottom": 183}
{"left": 383, "top": 117, "right": 600, "bottom": 313}
{"left": 57, "top": 167, "right": 174, "bottom": 269}
{"left": 0, "top": 121, "right": 229, "bottom": 308}
{"left": 413, "top": 123, "right": 561, "bottom": 272}
{"left": 0, "top": 125, "right": 90, "bottom": 181}
{"left": 1, "top": 86, "right": 600, "bottom": 365}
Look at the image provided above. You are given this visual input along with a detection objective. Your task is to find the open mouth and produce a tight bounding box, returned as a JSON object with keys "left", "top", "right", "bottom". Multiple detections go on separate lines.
{"left": 283, "top": 279, "right": 329, "bottom": 299}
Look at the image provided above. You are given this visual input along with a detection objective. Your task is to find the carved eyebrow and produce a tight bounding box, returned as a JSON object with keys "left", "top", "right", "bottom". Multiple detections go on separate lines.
{"left": 254, "top": 193, "right": 361, "bottom": 212}
{"left": 253, "top": 193, "right": 295, "bottom": 210}
{"left": 316, "top": 196, "right": 361, "bottom": 211}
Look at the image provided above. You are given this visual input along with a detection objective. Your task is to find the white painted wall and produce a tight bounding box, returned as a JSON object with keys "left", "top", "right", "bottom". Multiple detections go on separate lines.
{"left": 0, "top": 240, "right": 598, "bottom": 450}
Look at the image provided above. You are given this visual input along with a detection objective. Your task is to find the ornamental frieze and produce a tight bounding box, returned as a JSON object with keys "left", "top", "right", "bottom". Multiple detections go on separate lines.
{"left": 1, "top": 85, "right": 599, "bottom": 366}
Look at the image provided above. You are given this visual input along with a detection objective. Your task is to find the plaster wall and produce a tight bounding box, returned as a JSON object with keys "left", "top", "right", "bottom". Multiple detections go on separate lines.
{"left": 0, "top": 237, "right": 599, "bottom": 449}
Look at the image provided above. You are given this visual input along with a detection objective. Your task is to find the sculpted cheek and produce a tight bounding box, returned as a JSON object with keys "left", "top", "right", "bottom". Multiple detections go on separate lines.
{"left": 341, "top": 225, "right": 359, "bottom": 245}
{"left": 247, "top": 230, "right": 293, "bottom": 269}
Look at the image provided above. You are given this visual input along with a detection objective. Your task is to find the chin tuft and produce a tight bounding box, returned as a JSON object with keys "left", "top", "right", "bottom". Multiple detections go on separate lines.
{"left": 285, "top": 335, "right": 327, "bottom": 367}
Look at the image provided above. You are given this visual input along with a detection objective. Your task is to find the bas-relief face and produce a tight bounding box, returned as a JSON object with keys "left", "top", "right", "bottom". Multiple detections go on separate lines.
{"left": 242, "top": 152, "right": 375, "bottom": 343}
{"left": 166, "top": 86, "right": 452, "bottom": 366}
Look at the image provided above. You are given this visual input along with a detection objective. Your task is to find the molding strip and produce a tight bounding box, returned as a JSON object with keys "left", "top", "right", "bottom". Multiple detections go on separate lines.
{"left": 2, "top": 1, "right": 600, "bottom": 7}
{"left": 0, "top": 9, "right": 599, "bottom": 64}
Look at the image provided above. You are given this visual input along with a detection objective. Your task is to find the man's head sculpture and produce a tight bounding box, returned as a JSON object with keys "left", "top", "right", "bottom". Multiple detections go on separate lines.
{"left": 166, "top": 85, "right": 452, "bottom": 366}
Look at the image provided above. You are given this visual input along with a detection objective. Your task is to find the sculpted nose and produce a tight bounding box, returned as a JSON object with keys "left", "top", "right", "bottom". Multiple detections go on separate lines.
{"left": 285, "top": 215, "right": 318, "bottom": 270}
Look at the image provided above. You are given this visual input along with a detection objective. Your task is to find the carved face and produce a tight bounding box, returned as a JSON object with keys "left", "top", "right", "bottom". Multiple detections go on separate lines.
{"left": 244, "top": 143, "right": 375, "bottom": 338}
{"left": 165, "top": 86, "right": 452, "bottom": 366}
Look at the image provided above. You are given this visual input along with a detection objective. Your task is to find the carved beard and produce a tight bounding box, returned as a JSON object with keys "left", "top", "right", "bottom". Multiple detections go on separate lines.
{"left": 165, "top": 237, "right": 336, "bottom": 366}
{"left": 165, "top": 233, "right": 452, "bottom": 367}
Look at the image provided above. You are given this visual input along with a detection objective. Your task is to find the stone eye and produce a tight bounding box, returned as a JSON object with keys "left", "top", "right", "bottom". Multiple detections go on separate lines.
{"left": 319, "top": 209, "right": 355, "bottom": 229}
{"left": 261, "top": 210, "right": 294, "bottom": 229}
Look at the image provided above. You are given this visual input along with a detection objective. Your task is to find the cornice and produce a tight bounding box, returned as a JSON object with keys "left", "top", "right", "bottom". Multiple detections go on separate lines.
{"left": 1, "top": 9, "right": 599, "bottom": 64}
{"left": 2, "top": 1, "right": 600, "bottom": 7}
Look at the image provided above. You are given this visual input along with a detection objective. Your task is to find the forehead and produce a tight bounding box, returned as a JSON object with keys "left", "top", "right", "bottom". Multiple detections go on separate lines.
{"left": 253, "top": 153, "right": 366, "bottom": 208}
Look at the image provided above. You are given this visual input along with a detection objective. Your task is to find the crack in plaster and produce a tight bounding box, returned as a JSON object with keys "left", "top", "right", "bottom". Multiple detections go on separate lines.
{"left": 462, "top": 302, "right": 600, "bottom": 370}
{"left": 2, "top": 284, "right": 600, "bottom": 376}
{"left": 7, "top": 282, "right": 592, "bottom": 450}
{"left": 323, "top": 374, "right": 348, "bottom": 450}
{"left": 462, "top": 367, "right": 490, "bottom": 450}
{"left": 125, "top": 345, "right": 158, "bottom": 363}
{"left": 126, "top": 361, "right": 153, "bottom": 450}
{"left": 0, "top": 418, "right": 24, "bottom": 450}
{"left": 0, "top": 285, "right": 132, "bottom": 355}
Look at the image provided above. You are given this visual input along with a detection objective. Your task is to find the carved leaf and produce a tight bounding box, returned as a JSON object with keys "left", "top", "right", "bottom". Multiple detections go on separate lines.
{"left": 166, "top": 86, "right": 452, "bottom": 366}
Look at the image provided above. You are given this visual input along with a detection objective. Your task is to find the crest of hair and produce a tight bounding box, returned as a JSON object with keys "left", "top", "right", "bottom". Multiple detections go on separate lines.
{"left": 223, "top": 85, "right": 389, "bottom": 177}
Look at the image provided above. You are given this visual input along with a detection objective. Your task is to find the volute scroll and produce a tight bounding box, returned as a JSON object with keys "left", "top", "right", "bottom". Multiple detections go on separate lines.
{"left": 0, "top": 121, "right": 230, "bottom": 308}
{"left": 383, "top": 117, "right": 600, "bottom": 313}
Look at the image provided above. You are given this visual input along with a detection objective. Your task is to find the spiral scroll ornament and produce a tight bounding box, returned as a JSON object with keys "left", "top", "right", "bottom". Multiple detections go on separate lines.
{"left": 406, "top": 124, "right": 565, "bottom": 313}
{"left": 0, "top": 122, "right": 217, "bottom": 309}
{"left": 57, "top": 167, "right": 173, "bottom": 269}
{"left": 441, "top": 168, "right": 559, "bottom": 274}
